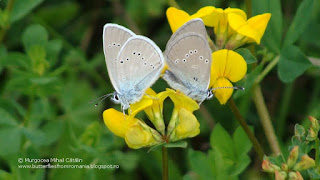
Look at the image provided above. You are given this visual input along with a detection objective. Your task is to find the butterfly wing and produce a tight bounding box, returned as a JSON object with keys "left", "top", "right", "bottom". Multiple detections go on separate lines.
{"left": 166, "top": 18, "right": 207, "bottom": 51}
{"left": 115, "top": 35, "right": 164, "bottom": 103}
{"left": 103, "top": 23, "right": 135, "bottom": 92}
{"left": 164, "top": 33, "right": 212, "bottom": 101}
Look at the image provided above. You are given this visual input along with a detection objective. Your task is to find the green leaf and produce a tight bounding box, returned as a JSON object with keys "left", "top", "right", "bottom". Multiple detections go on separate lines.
{"left": 210, "top": 124, "right": 235, "bottom": 159}
{"left": 308, "top": 168, "right": 320, "bottom": 179}
{"left": 236, "top": 48, "right": 257, "bottom": 64}
{"left": 0, "top": 169, "right": 13, "bottom": 180}
{"left": 147, "top": 142, "right": 166, "bottom": 153}
{"left": 10, "top": 0, "right": 44, "bottom": 23}
{"left": 22, "top": 127, "right": 47, "bottom": 146}
{"left": 46, "top": 39, "right": 63, "bottom": 65}
{"left": 284, "top": 0, "right": 315, "bottom": 46}
{"left": 188, "top": 149, "right": 214, "bottom": 179}
{"left": 22, "top": 24, "right": 48, "bottom": 51}
{"left": 233, "top": 126, "right": 253, "bottom": 157}
{"left": 41, "top": 121, "right": 65, "bottom": 145}
{"left": 294, "top": 124, "right": 306, "bottom": 138}
{"left": 233, "top": 64, "right": 263, "bottom": 98}
{"left": 35, "top": 2, "right": 80, "bottom": 28}
{"left": 252, "top": 0, "right": 283, "bottom": 52}
{"left": 277, "top": 45, "right": 312, "bottom": 83}
{"left": 27, "top": 45, "right": 48, "bottom": 75}
{"left": 164, "top": 141, "right": 188, "bottom": 148}
{"left": 2, "top": 52, "right": 31, "bottom": 69}
{"left": 0, "top": 108, "right": 18, "bottom": 127}
{"left": 0, "top": 127, "right": 22, "bottom": 156}
{"left": 231, "top": 155, "right": 251, "bottom": 176}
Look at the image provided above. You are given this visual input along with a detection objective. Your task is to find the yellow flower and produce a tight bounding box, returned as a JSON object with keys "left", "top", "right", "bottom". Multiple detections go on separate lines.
{"left": 143, "top": 88, "right": 170, "bottom": 134}
{"left": 166, "top": 6, "right": 215, "bottom": 33}
{"left": 103, "top": 104, "right": 163, "bottom": 149}
{"left": 103, "top": 88, "right": 201, "bottom": 149}
{"left": 208, "top": 7, "right": 246, "bottom": 34}
{"left": 166, "top": 89, "right": 200, "bottom": 138}
{"left": 103, "top": 108, "right": 138, "bottom": 138}
{"left": 210, "top": 49, "right": 247, "bottom": 104}
{"left": 170, "top": 108, "right": 200, "bottom": 141}
{"left": 125, "top": 122, "right": 162, "bottom": 149}
{"left": 226, "top": 13, "right": 271, "bottom": 48}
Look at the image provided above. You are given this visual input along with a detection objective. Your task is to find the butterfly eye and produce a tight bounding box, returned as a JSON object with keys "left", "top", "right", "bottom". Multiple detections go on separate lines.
{"left": 108, "top": 45, "right": 111, "bottom": 48}
{"left": 185, "top": 54, "right": 189, "bottom": 58}
{"left": 194, "top": 50, "right": 198, "bottom": 53}
{"left": 112, "top": 43, "right": 116, "bottom": 46}
{"left": 141, "top": 57, "right": 144, "bottom": 60}
{"left": 114, "top": 94, "right": 119, "bottom": 101}
{"left": 126, "top": 58, "right": 130, "bottom": 61}
{"left": 189, "top": 50, "right": 193, "bottom": 54}
{"left": 138, "top": 53, "right": 141, "bottom": 56}
{"left": 120, "top": 60, "right": 124, "bottom": 64}
{"left": 205, "top": 59, "right": 209, "bottom": 63}
{"left": 143, "top": 62, "right": 147, "bottom": 66}
{"left": 117, "top": 44, "right": 121, "bottom": 47}
{"left": 183, "top": 59, "right": 186, "bottom": 63}
{"left": 133, "top": 52, "right": 136, "bottom": 55}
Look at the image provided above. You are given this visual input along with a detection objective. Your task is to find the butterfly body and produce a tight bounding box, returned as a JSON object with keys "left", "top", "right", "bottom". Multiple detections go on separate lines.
{"left": 103, "top": 24, "right": 164, "bottom": 110}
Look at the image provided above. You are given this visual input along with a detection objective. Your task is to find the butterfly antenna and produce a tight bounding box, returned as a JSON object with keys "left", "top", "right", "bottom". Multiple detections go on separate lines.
{"left": 211, "top": 86, "right": 245, "bottom": 91}
{"left": 89, "top": 93, "right": 113, "bottom": 107}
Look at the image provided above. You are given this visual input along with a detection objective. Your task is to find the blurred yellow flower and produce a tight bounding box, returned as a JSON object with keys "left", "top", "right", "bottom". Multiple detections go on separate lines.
{"left": 210, "top": 49, "right": 247, "bottom": 104}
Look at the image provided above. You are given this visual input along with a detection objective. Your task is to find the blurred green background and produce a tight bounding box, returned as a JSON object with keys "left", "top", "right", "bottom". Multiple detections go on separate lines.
{"left": 0, "top": 0, "right": 319, "bottom": 179}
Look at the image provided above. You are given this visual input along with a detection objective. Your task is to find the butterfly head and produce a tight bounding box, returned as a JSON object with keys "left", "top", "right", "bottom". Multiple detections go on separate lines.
{"left": 111, "top": 93, "right": 120, "bottom": 104}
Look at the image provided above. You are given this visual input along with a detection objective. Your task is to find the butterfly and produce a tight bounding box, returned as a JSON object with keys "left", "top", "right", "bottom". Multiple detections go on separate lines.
{"left": 100, "top": 23, "right": 164, "bottom": 110}
{"left": 163, "top": 18, "right": 213, "bottom": 104}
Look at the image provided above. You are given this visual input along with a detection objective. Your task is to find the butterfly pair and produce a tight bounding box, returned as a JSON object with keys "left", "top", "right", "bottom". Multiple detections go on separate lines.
{"left": 101, "top": 19, "right": 213, "bottom": 110}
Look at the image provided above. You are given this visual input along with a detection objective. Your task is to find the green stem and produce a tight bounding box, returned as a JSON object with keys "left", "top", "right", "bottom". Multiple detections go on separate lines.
{"left": 315, "top": 138, "right": 319, "bottom": 166}
{"left": 0, "top": 0, "right": 15, "bottom": 43}
{"left": 255, "top": 56, "right": 280, "bottom": 85}
{"left": 245, "top": 0, "right": 252, "bottom": 18}
{"left": 229, "top": 98, "right": 265, "bottom": 161}
{"left": 167, "top": 0, "right": 180, "bottom": 8}
{"left": 276, "top": 82, "right": 294, "bottom": 138}
{"left": 252, "top": 85, "right": 281, "bottom": 155}
{"left": 162, "top": 147, "right": 168, "bottom": 180}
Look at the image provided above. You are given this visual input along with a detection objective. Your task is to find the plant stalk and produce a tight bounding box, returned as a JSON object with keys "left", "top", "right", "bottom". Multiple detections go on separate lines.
{"left": 162, "top": 146, "right": 168, "bottom": 180}
{"left": 252, "top": 85, "right": 281, "bottom": 155}
{"left": 254, "top": 56, "right": 280, "bottom": 85}
{"left": 229, "top": 98, "right": 264, "bottom": 161}
{"left": 0, "top": 0, "right": 15, "bottom": 43}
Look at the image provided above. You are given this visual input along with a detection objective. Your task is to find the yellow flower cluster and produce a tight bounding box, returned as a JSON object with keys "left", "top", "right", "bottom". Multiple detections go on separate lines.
{"left": 103, "top": 88, "right": 200, "bottom": 149}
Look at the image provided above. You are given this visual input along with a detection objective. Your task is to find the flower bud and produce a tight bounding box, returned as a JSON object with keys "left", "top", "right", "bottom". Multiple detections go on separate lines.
{"left": 306, "top": 116, "right": 319, "bottom": 141}
{"left": 293, "top": 155, "right": 316, "bottom": 171}
{"left": 287, "top": 146, "right": 299, "bottom": 168}
{"left": 281, "top": 163, "right": 288, "bottom": 171}
{"left": 262, "top": 160, "right": 278, "bottom": 173}
{"left": 275, "top": 170, "right": 287, "bottom": 180}
{"left": 288, "top": 171, "right": 304, "bottom": 180}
